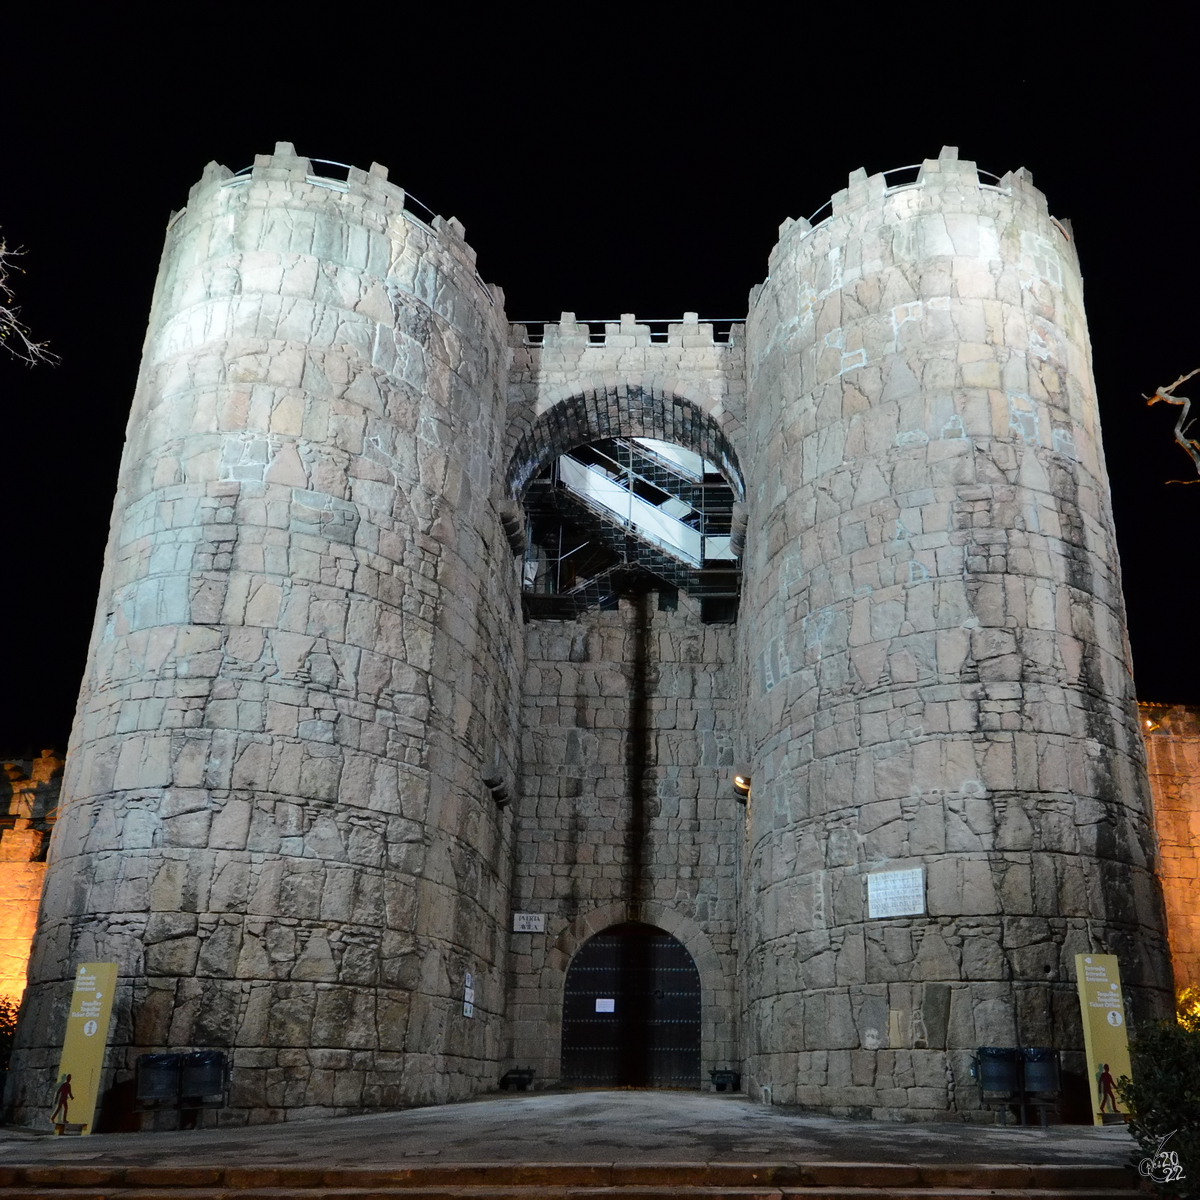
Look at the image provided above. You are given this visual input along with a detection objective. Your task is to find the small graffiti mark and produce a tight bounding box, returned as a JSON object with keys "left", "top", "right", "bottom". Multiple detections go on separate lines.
{"left": 1138, "top": 1131, "right": 1186, "bottom": 1185}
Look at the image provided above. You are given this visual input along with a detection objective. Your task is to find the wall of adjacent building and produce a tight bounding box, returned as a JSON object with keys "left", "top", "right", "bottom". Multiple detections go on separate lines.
{"left": 0, "top": 752, "right": 61, "bottom": 1007}
{"left": 1140, "top": 703, "right": 1200, "bottom": 994}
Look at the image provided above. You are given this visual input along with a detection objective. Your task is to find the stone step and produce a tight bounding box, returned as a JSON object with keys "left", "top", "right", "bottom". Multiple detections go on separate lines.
{"left": 0, "top": 1187, "right": 1149, "bottom": 1200}
{"left": 0, "top": 1162, "right": 1145, "bottom": 1198}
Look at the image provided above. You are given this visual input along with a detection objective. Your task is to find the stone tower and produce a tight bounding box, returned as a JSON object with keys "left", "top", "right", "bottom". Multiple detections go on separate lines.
{"left": 739, "top": 148, "right": 1172, "bottom": 1113}
{"left": 5, "top": 145, "right": 1175, "bottom": 1126}
{"left": 7, "top": 144, "right": 521, "bottom": 1119}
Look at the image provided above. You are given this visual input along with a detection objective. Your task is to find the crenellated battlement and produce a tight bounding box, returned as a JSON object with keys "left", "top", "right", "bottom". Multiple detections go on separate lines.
{"left": 766, "top": 147, "right": 1057, "bottom": 274}
{"left": 757, "top": 146, "right": 1077, "bottom": 313}
{"left": 186, "top": 141, "right": 410, "bottom": 219}
{"left": 822, "top": 146, "right": 1050, "bottom": 225}
{"left": 168, "top": 143, "right": 503, "bottom": 309}
{"left": 511, "top": 311, "right": 744, "bottom": 349}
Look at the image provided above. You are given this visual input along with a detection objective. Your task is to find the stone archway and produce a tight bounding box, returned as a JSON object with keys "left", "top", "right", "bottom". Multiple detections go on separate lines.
{"left": 506, "top": 384, "right": 747, "bottom": 619}
{"left": 561, "top": 921, "right": 701, "bottom": 1088}
{"left": 538, "top": 901, "right": 736, "bottom": 1087}
{"left": 506, "top": 385, "right": 745, "bottom": 502}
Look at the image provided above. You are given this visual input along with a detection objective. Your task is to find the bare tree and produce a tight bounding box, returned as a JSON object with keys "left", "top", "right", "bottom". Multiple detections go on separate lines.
{"left": 1145, "top": 369, "right": 1200, "bottom": 482}
{"left": 0, "top": 234, "right": 58, "bottom": 366}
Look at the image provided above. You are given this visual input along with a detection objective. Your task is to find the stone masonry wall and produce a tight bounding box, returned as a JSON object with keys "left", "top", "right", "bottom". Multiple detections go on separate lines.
{"left": 738, "top": 148, "right": 1172, "bottom": 1119}
{"left": 506, "top": 314, "right": 746, "bottom": 474}
{"left": 1140, "top": 703, "right": 1200, "bottom": 994}
{"left": 6, "top": 145, "right": 522, "bottom": 1126}
{"left": 508, "top": 594, "right": 740, "bottom": 1084}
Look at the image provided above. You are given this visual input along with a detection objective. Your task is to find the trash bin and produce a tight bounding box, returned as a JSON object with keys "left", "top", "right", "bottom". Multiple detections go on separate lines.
{"left": 135, "top": 1054, "right": 181, "bottom": 1106}
{"left": 1021, "top": 1047, "right": 1060, "bottom": 1093}
{"left": 180, "top": 1051, "right": 226, "bottom": 1106}
{"left": 975, "top": 1047, "right": 1021, "bottom": 1093}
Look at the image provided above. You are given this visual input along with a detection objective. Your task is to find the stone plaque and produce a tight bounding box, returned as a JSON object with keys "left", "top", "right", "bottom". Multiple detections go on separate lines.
{"left": 867, "top": 868, "right": 925, "bottom": 918}
{"left": 513, "top": 913, "right": 546, "bottom": 933}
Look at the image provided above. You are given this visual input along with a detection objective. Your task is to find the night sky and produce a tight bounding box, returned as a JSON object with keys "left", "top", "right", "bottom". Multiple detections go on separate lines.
{"left": 2, "top": 16, "right": 1196, "bottom": 754}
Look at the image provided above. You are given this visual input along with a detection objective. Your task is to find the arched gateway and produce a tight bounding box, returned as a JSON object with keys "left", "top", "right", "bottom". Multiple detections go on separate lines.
{"left": 560, "top": 923, "right": 701, "bottom": 1089}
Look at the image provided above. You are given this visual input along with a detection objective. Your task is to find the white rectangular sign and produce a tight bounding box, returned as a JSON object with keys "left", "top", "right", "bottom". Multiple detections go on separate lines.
{"left": 513, "top": 913, "right": 546, "bottom": 933}
{"left": 595, "top": 998, "right": 615, "bottom": 1013}
{"left": 867, "top": 868, "right": 925, "bottom": 918}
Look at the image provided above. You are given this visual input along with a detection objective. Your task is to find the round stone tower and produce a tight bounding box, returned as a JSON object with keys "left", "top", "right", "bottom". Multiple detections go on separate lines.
{"left": 7, "top": 144, "right": 520, "bottom": 1123}
{"left": 739, "top": 148, "right": 1172, "bottom": 1117}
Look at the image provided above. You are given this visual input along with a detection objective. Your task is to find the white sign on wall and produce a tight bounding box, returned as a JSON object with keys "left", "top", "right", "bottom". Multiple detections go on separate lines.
{"left": 513, "top": 913, "right": 546, "bottom": 933}
{"left": 595, "top": 998, "right": 615, "bottom": 1013}
{"left": 867, "top": 868, "right": 925, "bottom": 918}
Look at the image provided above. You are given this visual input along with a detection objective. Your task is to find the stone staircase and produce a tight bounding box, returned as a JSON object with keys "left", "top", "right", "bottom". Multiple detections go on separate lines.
{"left": 0, "top": 1160, "right": 1146, "bottom": 1199}
{"left": 522, "top": 478, "right": 740, "bottom": 619}
{"left": 525, "top": 476, "right": 696, "bottom": 590}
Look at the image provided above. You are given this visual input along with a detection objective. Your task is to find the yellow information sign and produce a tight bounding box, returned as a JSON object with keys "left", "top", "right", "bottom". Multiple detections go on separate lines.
{"left": 52, "top": 962, "right": 118, "bottom": 1135}
{"left": 1074, "top": 953, "right": 1133, "bottom": 1127}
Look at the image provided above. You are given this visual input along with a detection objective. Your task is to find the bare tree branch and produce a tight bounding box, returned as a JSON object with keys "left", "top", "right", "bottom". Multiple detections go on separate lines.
{"left": 1145, "top": 369, "right": 1200, "bottom": 483}
{"left": 0, "top": 236, "right": 58, "bottom": 366}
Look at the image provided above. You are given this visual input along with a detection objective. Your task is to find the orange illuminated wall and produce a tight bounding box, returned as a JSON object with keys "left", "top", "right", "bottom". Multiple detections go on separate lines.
{"left": 1141, "top": 704, "right": 1200, "bottom": 994}
{"left": 0, "top": 751, "right": 60, "bottom": 1007}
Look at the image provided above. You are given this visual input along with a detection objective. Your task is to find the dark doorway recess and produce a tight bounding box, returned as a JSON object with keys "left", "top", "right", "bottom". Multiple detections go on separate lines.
{"left": 560, "top": 922, "right": 701, "bottom": 1088}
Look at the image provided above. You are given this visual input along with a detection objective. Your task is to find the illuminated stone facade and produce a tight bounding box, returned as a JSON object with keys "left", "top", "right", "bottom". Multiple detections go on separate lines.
{"left": 1139, "top": 703, "right": 1200, "bottom": 994}
{"left": 0, "top": 752, "right": 61, "bottom": 1006}
{"left": 737, "top": 153, "right": 1172, "bottom": 1111}
{"left": 3, "top": 145, "right": 1180, "bottom": 1126}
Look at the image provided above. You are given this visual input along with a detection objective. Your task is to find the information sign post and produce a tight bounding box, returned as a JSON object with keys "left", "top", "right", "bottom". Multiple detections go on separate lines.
{"left": 1074, "top": 953, "right": 1133, "bottom": 1126}
{"left": 52, "top": 962, "right": 118, "bottom": 1135}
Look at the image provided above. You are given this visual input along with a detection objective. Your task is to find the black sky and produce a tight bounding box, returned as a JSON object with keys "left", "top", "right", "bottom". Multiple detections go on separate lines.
{"left": 2, "top": 13, "right": 1197, "bottom": 753}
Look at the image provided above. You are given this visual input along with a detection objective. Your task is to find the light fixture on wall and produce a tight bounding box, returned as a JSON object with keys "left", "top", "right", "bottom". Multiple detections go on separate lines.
{"left": 733, "top": 775, "right": 751, "bottom": 802}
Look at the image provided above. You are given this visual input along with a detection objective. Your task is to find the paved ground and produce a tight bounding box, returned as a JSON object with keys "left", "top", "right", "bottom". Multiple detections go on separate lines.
{"left": 0, "top": 1092, "right": 1139, "bottom": 1168}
